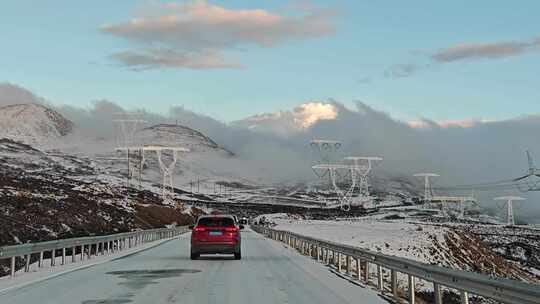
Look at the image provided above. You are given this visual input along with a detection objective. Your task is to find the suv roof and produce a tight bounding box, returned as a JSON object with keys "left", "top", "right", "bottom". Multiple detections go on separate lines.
{"left": 197, "top": 214, "right": 235, "bottom": 220}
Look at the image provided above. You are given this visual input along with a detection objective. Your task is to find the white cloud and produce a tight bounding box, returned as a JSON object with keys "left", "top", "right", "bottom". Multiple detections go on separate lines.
{"left": 111, "top": 49, "right": 243, "bottom": 70}
{"left": 408, "top": 119, "right": 495, "bottom": 129}
{"left": 293, "top": 102, "right": 337, "bottom": 128}
{"left": 233, "top": 102, "right": 338, "bottom": 137}
{"left": 101, "top": 1, "right": 336, "bottom": 69}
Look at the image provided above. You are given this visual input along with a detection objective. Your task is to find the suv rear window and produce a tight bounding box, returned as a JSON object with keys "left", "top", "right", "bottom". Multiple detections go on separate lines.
{"left": 197, "top": 217, "right": 235, "bottom": 227}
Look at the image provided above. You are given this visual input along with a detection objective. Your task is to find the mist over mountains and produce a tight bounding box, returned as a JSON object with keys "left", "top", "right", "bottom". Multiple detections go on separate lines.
{"left": 1, "top": 82, "right": 539, "bottom": 222}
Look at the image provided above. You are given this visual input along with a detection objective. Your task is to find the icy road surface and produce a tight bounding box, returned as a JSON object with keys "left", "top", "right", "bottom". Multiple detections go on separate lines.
{"left": 1, "top": 229, "right": 385, "bottom": 304}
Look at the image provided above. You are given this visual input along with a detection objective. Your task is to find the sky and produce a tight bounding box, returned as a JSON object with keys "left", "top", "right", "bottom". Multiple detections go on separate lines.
{"left": 0, "top": 0, "right": 539, "bottom": 122}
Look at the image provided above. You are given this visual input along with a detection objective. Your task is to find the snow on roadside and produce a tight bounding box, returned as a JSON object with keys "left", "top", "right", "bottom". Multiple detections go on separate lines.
{"left": 272, "top": 217, "right": 448, "bottom": 264}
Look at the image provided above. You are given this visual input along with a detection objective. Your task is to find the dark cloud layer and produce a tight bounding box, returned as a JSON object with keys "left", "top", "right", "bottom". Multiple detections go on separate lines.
{"left": 432, "top": 37, "right": 540, "bottom": 62}
{"left": 2, "top": 82, "right": 539, "bottom": 222}
{"left": 386, "top": 34, "right": 540, "bottom": 78}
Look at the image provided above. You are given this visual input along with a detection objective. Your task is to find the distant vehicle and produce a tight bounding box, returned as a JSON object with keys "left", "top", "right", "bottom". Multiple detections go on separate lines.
{"left": 239, "top": 217, "right": 248, "bottom": 225}
{"left": 189, "top": 215, "right": 244, "bottom": 260}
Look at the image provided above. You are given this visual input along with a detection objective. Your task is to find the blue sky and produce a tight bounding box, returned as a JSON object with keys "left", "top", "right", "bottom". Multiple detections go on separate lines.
{"left": 0, "top": 0, "right": 539, "bottom": 122}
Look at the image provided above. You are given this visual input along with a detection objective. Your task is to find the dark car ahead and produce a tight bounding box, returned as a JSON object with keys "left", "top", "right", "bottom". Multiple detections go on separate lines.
{"left": 189, "top": 215, "right": 244, "bottom": 260}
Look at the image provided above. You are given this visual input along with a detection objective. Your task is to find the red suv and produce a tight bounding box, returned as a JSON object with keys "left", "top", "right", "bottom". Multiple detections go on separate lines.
{"left": 189, "top": 215, "right": 244, "bottom": 260}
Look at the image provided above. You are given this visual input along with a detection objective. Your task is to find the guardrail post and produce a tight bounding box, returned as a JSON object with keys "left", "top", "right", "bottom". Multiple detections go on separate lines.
{"left": 39, "top": 251, "right": 43, "bottom": 268}
{"left": 62, "top": 248, "right": 66, "bottom": 265}
{"left": 316, "top": 246, "right": 321, "bottom": 261}
{"left": 355, "top": 258, "right": 361, "bottom": 280}
{"left": 391, "top": 269, "right": 398, "bottom": 299}
{"left": 326, "top": 249, "right": 331, "bottom": 265}
{"left": 105, "top": 241, "right": 109, "bottom": 254}
{"left": 10, "top": 256, "right": 15, "bottom": 277}
{"left": 377, "top": 265, "right": 383, "bottom": 290}
{"left": 25, "top": 254, "right": 30, "bottom": 272}
{"left": 80, "top": 245, "right": 85, "bottom": 260}
{"left": 363, "top": 261, "right": 369, "bottom": 282}
{"left": 72, "top": 247, "right": 76, "bottom": 262}
{"left": 51, "top": 249, "right": 56, "bottom": 266}
{"left": 433, "top": 283, "right": 442, "bottom": 304}
{"left": 346, "top": 255, "right": 351, "bottom": 275}
{"left": 408, "top": 275, "right": 415, "bottom": 304}
{"left": 338, "top": 253, "right": 342, "bottom": 272}
{"left": 460, "top": 290, "right": 469, "bottom": 304}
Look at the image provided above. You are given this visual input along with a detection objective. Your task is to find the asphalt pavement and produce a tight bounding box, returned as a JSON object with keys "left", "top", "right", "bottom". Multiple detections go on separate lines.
{"left": 1, "top": 229, "right": 385, "bottom": 304}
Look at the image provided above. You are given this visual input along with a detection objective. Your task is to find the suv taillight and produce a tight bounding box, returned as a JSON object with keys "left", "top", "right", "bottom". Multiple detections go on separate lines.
{"left": 224, "top": 227, "right": 239, "bottom": 232}
{"left": 193, "top": 227, "right": 206, "bottom": 232}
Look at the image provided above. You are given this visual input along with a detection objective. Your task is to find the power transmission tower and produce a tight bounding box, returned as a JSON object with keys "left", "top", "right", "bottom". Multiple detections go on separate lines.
{"left": 310, "top": 139, "right": 342, "bottom": 180}
{"left": 345, "top": 156, "right": 382, "bottom": 196}
{"left": 431, "top": 195, "right": 476, "bottom": 219}
{"left": 144, "top": 146, "right": 189, "bottom": 205}
{"left": 414, "top": 173, "right": 440, "bottom": 203}
{"left": 312, "top": 156, "right": 382, "bottom": 211}
{"left": 494, "top": 196, "right": 525, "bottom": 226}
{"left": 112, "top": 112, "right": 146, "bottom": 201}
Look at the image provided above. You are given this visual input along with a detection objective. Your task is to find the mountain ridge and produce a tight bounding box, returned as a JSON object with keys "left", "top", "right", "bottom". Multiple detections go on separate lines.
{"left": 0, "top": 103, "right": 73, "bottom": 145}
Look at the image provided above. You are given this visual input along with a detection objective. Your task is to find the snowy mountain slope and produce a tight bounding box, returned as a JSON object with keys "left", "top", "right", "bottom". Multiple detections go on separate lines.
{"left": 0, "top": 139, "right": 199, "bottom": 248}
{"left": 137, "top": 123, "right": 233, "bottom": 155}
{"left": 270, "top": 215, "right": 539, "bottom": 283}
{"left": 95, "top": 123, "right": 259, "bottom": 191}
{"left": 0, "top": 104, "right": 73, "bottom": 146}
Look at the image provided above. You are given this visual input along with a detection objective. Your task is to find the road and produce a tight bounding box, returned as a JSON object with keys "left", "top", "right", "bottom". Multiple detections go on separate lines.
{"left": 1, "top": 229, "right": 385, "bottom": 304}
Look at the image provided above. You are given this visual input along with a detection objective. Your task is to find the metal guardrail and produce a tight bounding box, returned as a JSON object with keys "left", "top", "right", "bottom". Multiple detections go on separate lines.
{"left": 253, "top": 226, "right": 540, "bottom": 304}
{"left": 0, "top": 226, "right": 188, "bottom": 278}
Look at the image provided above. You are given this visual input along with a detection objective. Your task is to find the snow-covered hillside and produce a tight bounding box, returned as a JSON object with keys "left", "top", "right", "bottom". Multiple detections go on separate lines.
{"left": 0, "top": 104, "right": 73, "bottom": 146}
{"left": 265, "top": 213, "right": 539, "bottom": 283}
{"left": 137, "top": 123, "right": 233, "bottom": 155}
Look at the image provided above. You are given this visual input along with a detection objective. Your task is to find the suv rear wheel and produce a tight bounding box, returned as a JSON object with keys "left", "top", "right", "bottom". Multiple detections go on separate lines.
{"left": 234, "top": 251, "right": 241, "bottom": 260}
{"left": 190, "top": 252, "right": 199, "bottom": 260}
